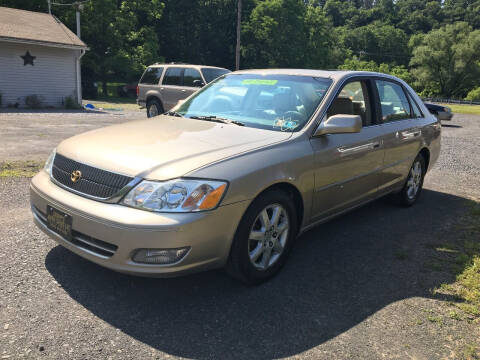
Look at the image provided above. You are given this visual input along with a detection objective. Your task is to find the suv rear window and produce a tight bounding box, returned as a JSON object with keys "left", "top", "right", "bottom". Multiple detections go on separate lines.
{"left": 163, "top": 67, "right": 183, "bottom": 86}
{"left": 201, "top": 68, "right": 231, "bottom": 83}
{"left": 139, "top": 67, "right": 163, "bottom": 85}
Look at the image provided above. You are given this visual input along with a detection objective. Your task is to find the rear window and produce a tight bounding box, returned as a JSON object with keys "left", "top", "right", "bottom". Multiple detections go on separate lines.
{"left": 201, "top": 68, "right": 231, "bottom": 83}
{"left": 163, "top": 67, "right": 183, "bottom": 86}
{"left": 139, "top": 67, "right": 163, "bottom": 85}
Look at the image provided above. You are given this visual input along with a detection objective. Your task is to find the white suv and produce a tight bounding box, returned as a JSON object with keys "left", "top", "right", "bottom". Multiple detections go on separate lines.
{"left": 136, "top": 63, "right": 230, "bottom": 117}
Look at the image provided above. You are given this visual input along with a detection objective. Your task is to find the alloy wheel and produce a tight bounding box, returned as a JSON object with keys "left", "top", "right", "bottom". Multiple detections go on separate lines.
{"left": 406, "top": 161, "right": 422, "bottom": 200}
{"left": 248, "top": 204, "right": 289, "bottom": 270}
{"left": 148, "top": 104, "right": 159, "bottom": 117}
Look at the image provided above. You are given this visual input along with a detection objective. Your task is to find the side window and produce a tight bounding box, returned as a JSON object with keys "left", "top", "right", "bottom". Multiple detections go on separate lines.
{"left": 163, "top": 67, "right": 182, "bottom": 86}
{"left": 376, "top": 80, "right": 411, "bottom": 122}
{"left": 327, "top": 81, "right": 373, "bottom": 126}
{"left": 407, "top": 92, "right": 423, "bottom": 118}
{"left": 183, "top": 68, "right": 203, "bottom": 87}
{"left": 139, "top": 67, "right": 163, "bottom": 85}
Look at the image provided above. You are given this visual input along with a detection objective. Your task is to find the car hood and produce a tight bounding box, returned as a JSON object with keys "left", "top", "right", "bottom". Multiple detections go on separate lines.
{"left": 56, "top": 115, "right": 292, "bottom": 180}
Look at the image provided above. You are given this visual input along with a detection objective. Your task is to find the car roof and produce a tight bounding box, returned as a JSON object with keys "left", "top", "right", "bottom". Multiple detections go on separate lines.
{"left": 231, "top": 68, "right": 397, "bottom": 81}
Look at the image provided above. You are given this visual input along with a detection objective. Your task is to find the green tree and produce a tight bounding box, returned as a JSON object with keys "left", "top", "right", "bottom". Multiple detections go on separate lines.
{"left": 242, "top": 0, "right": 334, "bottom": 69}
{"left": 410, "top": 22, "right": 480, "bottom": 97}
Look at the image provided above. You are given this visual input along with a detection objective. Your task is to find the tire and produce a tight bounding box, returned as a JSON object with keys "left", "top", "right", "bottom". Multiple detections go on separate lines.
{"left": 393, "top": 154, "right": 426, "bottom": 207}
{"left": 226, "top": 189, "right": 298, "bottom": 285}
{"left": 146, "top": 98, "right": 163, "bottom": 118}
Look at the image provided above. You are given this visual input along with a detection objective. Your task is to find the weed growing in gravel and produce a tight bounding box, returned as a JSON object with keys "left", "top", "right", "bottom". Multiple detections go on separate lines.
{"left": 0, "top": 161, "right": 43, "bottom": 177}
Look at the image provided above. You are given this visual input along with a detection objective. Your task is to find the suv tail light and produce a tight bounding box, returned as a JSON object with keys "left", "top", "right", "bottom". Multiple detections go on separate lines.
{"left": 136, "top": 85, "right": 139, "bottom": 97}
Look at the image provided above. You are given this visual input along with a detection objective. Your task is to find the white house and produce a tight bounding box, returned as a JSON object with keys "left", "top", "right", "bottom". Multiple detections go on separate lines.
{"left": 0, "top": 6, "right": 87, "bottom": 108}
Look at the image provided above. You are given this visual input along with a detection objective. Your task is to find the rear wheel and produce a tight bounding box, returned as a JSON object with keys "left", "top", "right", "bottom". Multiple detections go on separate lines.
{"left": 226, "top": 190, "right": 297, "bottom": 285}
{"left": 393, "top": 154, "right": 426, "bottom": 207}
{"left": 146, "top": 98, "right": 163, "bottom": 118}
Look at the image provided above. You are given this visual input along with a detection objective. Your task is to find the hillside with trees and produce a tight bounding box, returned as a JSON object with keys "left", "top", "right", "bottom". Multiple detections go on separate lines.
{"left": 1, "top": 0, "right": 479, "bottom": 99}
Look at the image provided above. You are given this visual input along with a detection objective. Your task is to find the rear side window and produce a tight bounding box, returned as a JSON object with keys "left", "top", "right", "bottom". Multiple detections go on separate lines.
{"left": 139, "top": 67, "right": 163, "bottom": 85}
{"left": 163, "top": 67, "right": 183, "bottom": 86}
{"left": 376, "top": 80, "right": 411, "bottom": 122}
{"left": 202, "top": 68, "right": 231, "bottom": 83}
{"left": 183, "top": 68, "right": 203, "bottom": 87}
{"left": 407, "top": 92, "right": 423, "bottom": 118}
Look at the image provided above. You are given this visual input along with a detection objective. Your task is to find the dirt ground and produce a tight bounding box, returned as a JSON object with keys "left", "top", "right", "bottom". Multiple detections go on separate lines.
{"left": 0, "top": 111, "right": 479, "bottom": 359}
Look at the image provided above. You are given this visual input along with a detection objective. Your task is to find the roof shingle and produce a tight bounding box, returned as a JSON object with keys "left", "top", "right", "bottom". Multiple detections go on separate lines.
{"left": 0, "top": 6, "right": 87, "bottom": 49}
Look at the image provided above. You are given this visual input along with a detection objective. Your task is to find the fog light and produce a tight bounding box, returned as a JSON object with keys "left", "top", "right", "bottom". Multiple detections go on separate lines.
{"left": 132, "top": 247, "right": 190, "bottom": 264}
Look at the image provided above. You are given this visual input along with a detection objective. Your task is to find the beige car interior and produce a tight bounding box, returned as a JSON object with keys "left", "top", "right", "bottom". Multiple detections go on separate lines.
{"left": 327, "top": 81, "right": 372, "bottom": 126}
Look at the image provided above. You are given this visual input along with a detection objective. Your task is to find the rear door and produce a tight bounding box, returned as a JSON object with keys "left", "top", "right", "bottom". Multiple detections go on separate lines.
{"left": 161, "top": 67, "right": 185, "bottom": 110}
{"left": 310, "top": 78, "right": 385, "bottom": 220}
{"left": 138, "top": 66, "right": 163, "bottom": 102}
{"left": 374, "top": 79, "right": 424, "bottom": 193}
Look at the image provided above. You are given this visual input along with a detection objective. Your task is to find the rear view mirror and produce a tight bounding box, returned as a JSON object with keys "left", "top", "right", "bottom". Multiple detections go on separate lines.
{"left": 193, "top": 79, "right": 205, "bottom": 87}
{"left": 313, "top": 114, "right": 362, "bottom": 136}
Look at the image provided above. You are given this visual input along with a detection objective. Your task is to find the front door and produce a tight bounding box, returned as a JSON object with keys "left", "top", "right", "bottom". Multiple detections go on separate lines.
{"left": 309, "top": 79, "right": 385, "bottom": 221}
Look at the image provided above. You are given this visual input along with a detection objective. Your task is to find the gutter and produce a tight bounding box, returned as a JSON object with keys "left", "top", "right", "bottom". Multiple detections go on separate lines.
{"left": 76, "top": 49, "right": 86, "bottom": 105}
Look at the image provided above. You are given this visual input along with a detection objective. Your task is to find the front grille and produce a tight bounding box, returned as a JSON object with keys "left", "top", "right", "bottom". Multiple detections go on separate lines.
{"left": 32, "top": 206, "right": 118, "bottom": 258}
{"left": 52, "top": 153, "right": 133, "bottom": 199}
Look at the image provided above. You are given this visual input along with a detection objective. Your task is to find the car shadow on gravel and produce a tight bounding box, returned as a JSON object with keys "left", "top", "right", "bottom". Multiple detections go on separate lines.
{"left": 45, "top": 189, "right": 468, "bottom": 359}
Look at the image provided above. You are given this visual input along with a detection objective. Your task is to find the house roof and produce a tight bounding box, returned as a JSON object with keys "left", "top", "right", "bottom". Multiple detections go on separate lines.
{"left": 0, "top": 6, "right": 87, "bottom": 49}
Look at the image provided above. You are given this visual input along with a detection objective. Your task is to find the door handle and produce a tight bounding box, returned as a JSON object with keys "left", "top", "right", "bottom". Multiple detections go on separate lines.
{"left": 397, "top": 129, "right": 421, "bottom": 140}
{"left": 337, "top": 142, "right": 380, "bottom": 154}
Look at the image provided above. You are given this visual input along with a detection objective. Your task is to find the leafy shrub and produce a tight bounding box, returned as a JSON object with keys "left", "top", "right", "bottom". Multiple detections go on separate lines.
{"left": 25, "top": 95, "right": 43, "bottom": 109}
{"left": 465, "top": 87, "right": 480, "bottom": 101}
{"left": 64, "top": 95, "right": 81, "bottom": 109}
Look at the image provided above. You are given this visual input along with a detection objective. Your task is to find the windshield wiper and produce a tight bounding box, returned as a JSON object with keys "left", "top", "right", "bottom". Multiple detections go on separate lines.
{"left": 164, "top": 111, "right": 184, "bottom": 117}
{"left": 189, "top": 115, "right": 245, "bottom": 126}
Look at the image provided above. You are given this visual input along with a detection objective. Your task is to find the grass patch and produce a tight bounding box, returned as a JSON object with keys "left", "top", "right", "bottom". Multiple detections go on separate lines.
{"left": 432, "top": 201, "right": 480, "bottom": 318}
{"left": 0, "top": 160, "right": 43, "bottom": 177}
{"left": 439, "top": 103, "right": 480, "bottom": 115}
{"left": 83, "top": 99, "right": 141, "bottom": 111}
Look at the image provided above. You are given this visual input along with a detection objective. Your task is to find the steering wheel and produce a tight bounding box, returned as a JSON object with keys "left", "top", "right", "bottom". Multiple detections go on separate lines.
{"left": 282, "top": 111, "right": 305, "bottom": 122}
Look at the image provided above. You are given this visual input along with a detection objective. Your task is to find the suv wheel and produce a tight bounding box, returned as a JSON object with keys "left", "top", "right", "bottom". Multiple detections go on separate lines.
{"left": 226, "top": 190, "right": 297, "bottom": 285}
{"left": 147, "top": 98, "right": 163, "bottom": 118}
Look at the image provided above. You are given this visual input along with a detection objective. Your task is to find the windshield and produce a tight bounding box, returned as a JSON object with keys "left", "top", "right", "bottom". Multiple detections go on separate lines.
{"left": 175, "top": 74, "right": 332, "bottom": 132}
{"left": 201, "top": 68, "right": 231, "bottom": 83}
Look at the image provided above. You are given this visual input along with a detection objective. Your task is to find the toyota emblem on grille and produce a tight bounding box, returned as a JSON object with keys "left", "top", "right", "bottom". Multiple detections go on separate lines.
{"left": 71, "top": 170, "right": 82, "bottom": 183}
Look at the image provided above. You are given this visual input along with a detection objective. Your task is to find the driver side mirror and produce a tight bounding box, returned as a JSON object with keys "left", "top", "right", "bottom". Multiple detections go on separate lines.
{"left": 313, "top": 114, "right": 362, "bottom": 136}
{"left": 193, "top": 79, "right": 205, "bottom": 88}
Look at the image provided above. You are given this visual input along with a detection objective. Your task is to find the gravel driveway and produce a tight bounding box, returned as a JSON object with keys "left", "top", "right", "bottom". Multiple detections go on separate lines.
{"left": 0, "top": 112, "right": 479, "bottom": 359}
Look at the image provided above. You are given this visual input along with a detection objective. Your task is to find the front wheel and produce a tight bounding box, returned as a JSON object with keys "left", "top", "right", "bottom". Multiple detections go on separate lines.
{"left": 393, "top": 154, "right": 426, "bottom": 207}
{"left": 226, "top": 190, "right": 297, "bottom": 285}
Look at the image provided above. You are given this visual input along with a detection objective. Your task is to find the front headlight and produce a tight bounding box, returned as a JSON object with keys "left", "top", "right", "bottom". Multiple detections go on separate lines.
{"left": 122, "top": 179, "right": 227, "bottom": 212}
{"left": 44, "top": 148, "right": 56, "bottom": 175}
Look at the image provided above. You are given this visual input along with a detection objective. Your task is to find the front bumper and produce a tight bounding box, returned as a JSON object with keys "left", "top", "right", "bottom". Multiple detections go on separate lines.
{"left": 30, "top": 171, "right": 249, "bottom": 277}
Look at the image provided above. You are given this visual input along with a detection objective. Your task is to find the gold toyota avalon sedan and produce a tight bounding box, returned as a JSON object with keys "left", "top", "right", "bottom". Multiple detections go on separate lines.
{"left": 30, "top": 69, "right": 441, "bottom": 284}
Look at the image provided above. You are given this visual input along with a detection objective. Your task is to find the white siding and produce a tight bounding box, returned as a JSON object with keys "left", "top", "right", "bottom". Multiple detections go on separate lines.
{"left": 0, "top": 42, "right": 78, "bottom": 107}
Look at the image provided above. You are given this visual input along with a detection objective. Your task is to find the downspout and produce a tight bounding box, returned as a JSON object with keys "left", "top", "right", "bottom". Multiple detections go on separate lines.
{"left": 76, "top": 49, "right": 85, "bottom": 105}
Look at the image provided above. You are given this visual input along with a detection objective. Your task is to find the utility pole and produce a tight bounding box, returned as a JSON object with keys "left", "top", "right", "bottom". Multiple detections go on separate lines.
{"left": 47, "top": 0, "right": 51, "bottom": 14}
{"left": 235, "top": 0, "right": 242, "bottom": 70}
